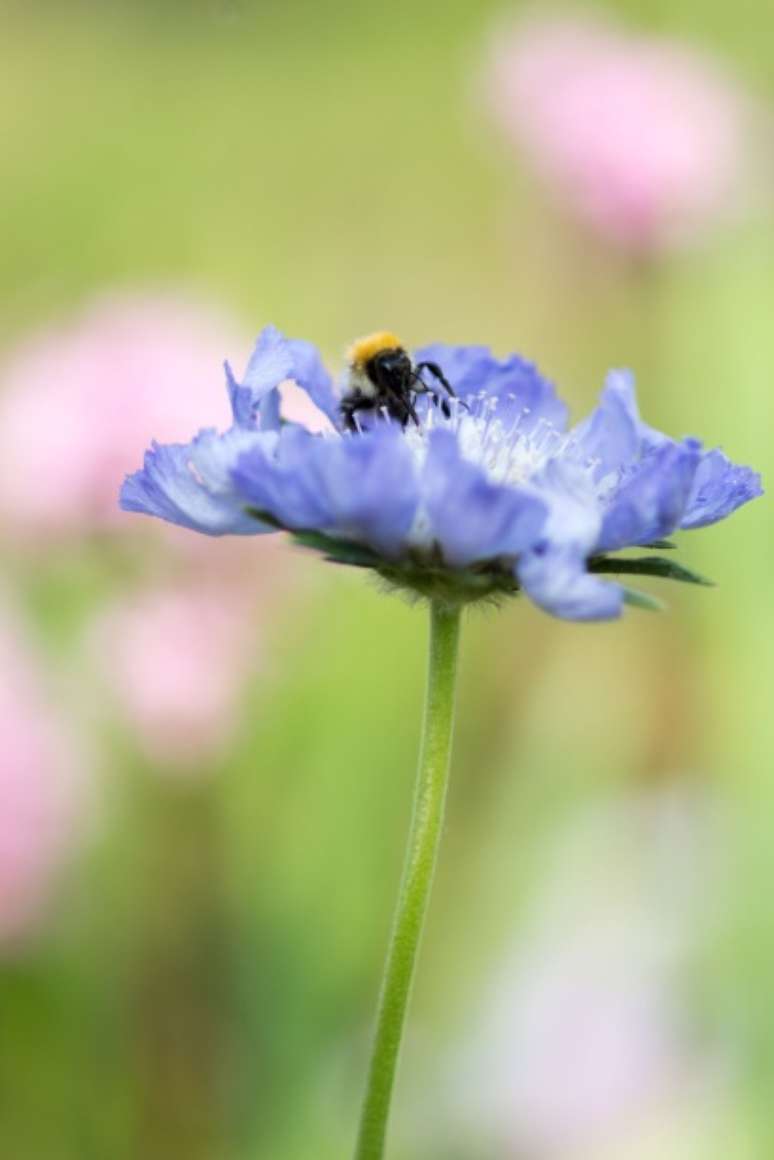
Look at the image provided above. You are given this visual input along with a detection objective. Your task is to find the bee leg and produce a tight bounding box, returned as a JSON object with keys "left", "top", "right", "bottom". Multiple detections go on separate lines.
{"left": 408, "top": 379, "right": 429, "bottom": 396}
{"left": 415, "top": 361, "right": 468, "bottom": 414}
{"left": 414, "top": 380, "right": 452, "bottom": 419}
{"left": 409, "top": 373, "right": 452, "bottom": 424}
{"left": 340, "top": 395, "right": 375, "bottom": 432}
{"left": 414, "top": 361, "right": 457, "bottom": 399}
{"left": 402, "top": 395, "right": 421, "bottom": 426}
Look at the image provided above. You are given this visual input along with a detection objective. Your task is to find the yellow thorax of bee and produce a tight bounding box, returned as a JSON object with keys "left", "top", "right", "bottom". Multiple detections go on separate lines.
{"left": 347, "top": 331, "right": 404, "bottom": 370}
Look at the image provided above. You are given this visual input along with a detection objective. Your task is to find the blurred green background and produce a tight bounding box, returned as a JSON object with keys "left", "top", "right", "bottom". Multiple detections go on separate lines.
{"left": 1, "top": 1, "right": 773, "bottom": 1157}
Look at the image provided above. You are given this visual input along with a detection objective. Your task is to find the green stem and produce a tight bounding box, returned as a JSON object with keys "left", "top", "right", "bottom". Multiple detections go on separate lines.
{"left": 355, "top": 599, "right": 462, "bottom": 1160}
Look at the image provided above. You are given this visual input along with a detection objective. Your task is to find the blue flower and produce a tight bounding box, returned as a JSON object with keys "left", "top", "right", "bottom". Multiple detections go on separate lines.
{"left": 120, "top": 327, "right": 761, "bottom": 621}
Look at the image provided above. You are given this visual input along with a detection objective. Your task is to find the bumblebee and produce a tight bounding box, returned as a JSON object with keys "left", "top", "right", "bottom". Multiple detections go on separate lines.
{"left": 340, "top": 331, "right": 457, "bottom": 432}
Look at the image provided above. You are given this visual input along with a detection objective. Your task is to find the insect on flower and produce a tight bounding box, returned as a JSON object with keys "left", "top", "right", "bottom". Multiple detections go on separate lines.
{"left": 340, "top": 331, "right": 458, "bottom": 431}
{"left": 120, "top": 325, "right": 762, "bottom": 621}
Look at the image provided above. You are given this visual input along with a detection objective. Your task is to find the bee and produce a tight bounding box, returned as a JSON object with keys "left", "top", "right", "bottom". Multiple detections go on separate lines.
{"left": 340, "top": 331, "right": 457, "bottom": 432}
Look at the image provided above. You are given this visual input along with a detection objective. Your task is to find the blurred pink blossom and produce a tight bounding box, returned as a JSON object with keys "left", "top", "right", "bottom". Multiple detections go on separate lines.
{"left": 0, "top": 293, "right": 247, "bottom": 540}
{"left": 488, "top": 14, "right": 750, "bottom": 255}
{"left": 96, "top": 584, "right": 257, "bottom": 770}
{"left": 0, "top": 603, "right": 82, "bottom": 945}
{"left": 0, "top": 293, "right": 314, "bottom": 773}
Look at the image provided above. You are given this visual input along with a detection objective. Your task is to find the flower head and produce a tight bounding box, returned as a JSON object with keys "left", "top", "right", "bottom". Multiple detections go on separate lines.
{"left": 121, "top": 326, "right": 760, "bottom": 622}
{"left": 488, "top": 14, "right": 750, "bottom": 255}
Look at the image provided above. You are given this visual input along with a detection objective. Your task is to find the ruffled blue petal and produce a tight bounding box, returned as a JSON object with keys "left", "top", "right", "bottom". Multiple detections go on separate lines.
{"left": 226, "top": 327, "right": 341, "bottom": 430}
{"left": 414, "top": 343, "right": 568, "bottom": 433}
{"left": 225, "top": 325, "right": 295, "bottom": 431}
{"left": 518, "top": 542, "right": 625, "bottom": 621}
{"left": 514, "top": 459, "right": 623, "bottom": 620}
{"left": 232, "top": 425, "right": 419, "bottom": 557}
{"left": 224, "top": 361, "right": 256, "bottom": 429}
{"left": 598, "top": 440, "right": 702, "bottom": 552}
{"left": 243, "top": 325, "right": 295, "bottom": 395}
{"left": 421, "top": 430, "right": 547, "bottom": 567}
{"left": 284, "top": 338, "right": 340, "bottom": 424}
{"left": 572, "top": 369, "right": 677, "bottom": 479}
{"left": 681, "top": 449, "right": 763, "bottom": 529}
{"left": 230, "top": 427, "right": 333, "bottom": 530}
{"left": 530, "top": 459, "right": 601, "bottom": 545}
{"left": 189, "top": 426, "right": 277, "bottom": 502}
{"left": 120, "top": 427, "right": 272, "bottom": 536}
{"left": 573, "top": 370, "right": 643, "bottom": 478}
{"left": 122, "top": 328, "right": 293, "bottom": 536}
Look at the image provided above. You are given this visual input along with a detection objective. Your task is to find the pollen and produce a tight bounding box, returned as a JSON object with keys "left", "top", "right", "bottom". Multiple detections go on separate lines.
{"left": 347, "top": 331, "right": 404, "bottom": 369}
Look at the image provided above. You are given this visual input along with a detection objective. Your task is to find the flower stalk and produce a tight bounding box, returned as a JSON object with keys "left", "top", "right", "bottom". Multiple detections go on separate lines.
{"left": 355, "top": 599, "right": 462, "bottom": 1160}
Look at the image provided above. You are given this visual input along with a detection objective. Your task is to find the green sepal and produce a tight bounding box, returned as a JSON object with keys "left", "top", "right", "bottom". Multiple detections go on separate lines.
{"left": 244, "top": 506, "right": 285, "bottom": 529}
{"left": 590, "top": 554, "right": 714, "bottom": 587}
{"left": 244, "top": 506, "right": 382, "bottom": 568}
{"left": 641, "top": 539, "right": 676, "bottom": 550}
{"left": 622, "top": 586, "right": 665, "bottom": 612}
{"left": 290, "top": 530, "right": 381, "bottom": 569}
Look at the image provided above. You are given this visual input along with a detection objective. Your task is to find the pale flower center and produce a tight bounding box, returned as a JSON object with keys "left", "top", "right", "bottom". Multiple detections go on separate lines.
{"left": 404, "top": 393, "right": 576, "bottom": 489}
{"left": 334, "top": 393, "right": 607, "bottom": 557}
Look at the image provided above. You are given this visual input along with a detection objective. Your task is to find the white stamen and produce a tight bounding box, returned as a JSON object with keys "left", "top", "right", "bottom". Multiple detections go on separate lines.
{"left": 404, "top": 393, "right": 593, "bottom": 492}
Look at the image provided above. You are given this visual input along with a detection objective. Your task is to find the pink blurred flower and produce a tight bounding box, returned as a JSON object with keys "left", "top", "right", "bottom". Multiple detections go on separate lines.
{"left": 96, "top": 584, "right": 257, "bottom": 770}
{"left": 0, "top": 603, "right": 82, "bottom": 945}
{"left": 0, "top": 293, "right": 247, "bottom": 540}
{"left": 488, "top": 14, "right": 750, "bottom": 255}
